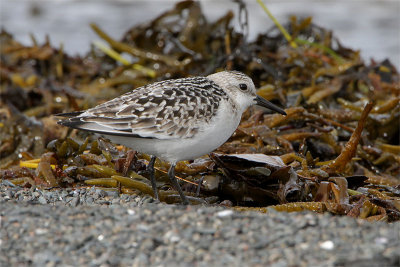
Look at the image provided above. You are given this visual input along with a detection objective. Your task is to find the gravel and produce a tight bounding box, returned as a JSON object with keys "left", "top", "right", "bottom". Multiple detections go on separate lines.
{"left": 1, "top": 181, "right": 399, "bottom": 267}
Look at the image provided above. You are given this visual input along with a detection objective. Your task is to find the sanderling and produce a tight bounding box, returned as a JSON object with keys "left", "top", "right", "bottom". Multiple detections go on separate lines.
{"left": 56, "top": 71, "right": 286, "bottom": 204}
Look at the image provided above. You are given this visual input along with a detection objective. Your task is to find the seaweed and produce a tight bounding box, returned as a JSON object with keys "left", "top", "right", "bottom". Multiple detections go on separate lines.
{"left": 0, "top": 0, "right": 399, "bottom": 221}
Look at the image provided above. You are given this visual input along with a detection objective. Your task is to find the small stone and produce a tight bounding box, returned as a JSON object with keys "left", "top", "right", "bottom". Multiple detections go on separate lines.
{"left": 6, "top": 190, "right": 15, "bottom": 198}
{"left": 95, "top": 189, "right": 107, "bottom": 198}
{"left": 219, "top": 200, "right": 233, "bottom": 207}
{"left": 38, "top": 196, "right": 48, "bottom": 205}
{"left": 195, "top": 228, "right": 216, "bottom": 235}
{"left": 72, "top": 189, "right": 80, "bottom": 197}
{"left": 105, "top": 190, "right": 119, "bottom": 197}
{"left": 97, "top": 200, "right": 110, "bottom": 205}
{"left": 2, "top": 180, "right": 17, "bottom": 187}
{"left": 217, "top": 210, "right": 233, "bottom": 217}
{"left": 164, "top": 230, "right": 180, "bottom": 243}
{"left": 86, "top": 197, "right": 94, "bottom": 204}
{"left": 70, "top": 196, "right": 80, "bottom": 207}
{"left": 132, "top": 253, "right": 149, "bottom": 267}
{"left": 375, "top": 237, "right": 388, "bottom": 245}
{"left": 137, "top": 224, "right": 149, "bottom": 232}
{"left": 319, "top": 240, "right": 334, "bottom": 250}
{"left": 35, "top": 228, "right": 48, "bottom": 235}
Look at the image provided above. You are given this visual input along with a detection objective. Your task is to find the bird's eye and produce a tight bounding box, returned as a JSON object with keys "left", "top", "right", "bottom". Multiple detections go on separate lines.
{"left": 239, "top": 83, "right": 248, "bottom": 91}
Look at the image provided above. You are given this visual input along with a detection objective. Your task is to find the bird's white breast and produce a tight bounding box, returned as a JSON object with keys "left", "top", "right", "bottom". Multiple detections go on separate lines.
{"left": 103, "top": 99, "right": 242, "bottom": 163}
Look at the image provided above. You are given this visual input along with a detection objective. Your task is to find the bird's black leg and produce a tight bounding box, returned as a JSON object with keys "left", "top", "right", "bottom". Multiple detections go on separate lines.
{"left": 168, "top": 163, "right": 189, "bottom": 205}
{"left": 147, "top": 156, "right": 159, "bottom": 201}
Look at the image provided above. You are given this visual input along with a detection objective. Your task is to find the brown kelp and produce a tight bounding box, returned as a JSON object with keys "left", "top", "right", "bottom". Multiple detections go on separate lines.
{"left": 0, "top": 1, "right": 399, "bottom": 221}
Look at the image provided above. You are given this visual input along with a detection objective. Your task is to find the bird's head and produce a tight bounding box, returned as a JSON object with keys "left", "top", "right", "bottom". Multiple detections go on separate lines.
{"left": 207, "top": 71, "right": 286, "bottom": 115}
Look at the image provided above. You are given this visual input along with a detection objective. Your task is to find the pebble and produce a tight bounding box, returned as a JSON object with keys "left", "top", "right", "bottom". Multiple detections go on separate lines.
{"left": 216, "top": 209, "right": 233, "bottom": 217}
{"left": 38, "top": 196, "right": 47, "bottom": 205}
{"left": 0, "top": 181, "right": 399, "bottom": 266}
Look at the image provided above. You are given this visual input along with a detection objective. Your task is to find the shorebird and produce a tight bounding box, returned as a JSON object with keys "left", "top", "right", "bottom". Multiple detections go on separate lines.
{"left": 56, "top": 71, "right": 286, "bottom": 204}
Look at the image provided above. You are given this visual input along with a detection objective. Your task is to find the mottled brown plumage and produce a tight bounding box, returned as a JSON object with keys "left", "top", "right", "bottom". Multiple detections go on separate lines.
{"left": 60, "top": 76, "right": 229, "bottom": 139}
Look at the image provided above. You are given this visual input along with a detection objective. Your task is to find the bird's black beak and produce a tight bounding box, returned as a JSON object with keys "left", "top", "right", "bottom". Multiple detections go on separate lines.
{"left": 254, "top": 95, "right": 287, "bottom": 115}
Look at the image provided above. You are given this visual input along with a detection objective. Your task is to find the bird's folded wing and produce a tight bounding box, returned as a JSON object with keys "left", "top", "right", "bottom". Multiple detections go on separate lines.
{"left": 58, "top": 114, "right": 198, "bottom": 140}
{"left": 57, "top": 78, "right": 223, "bottom": 140}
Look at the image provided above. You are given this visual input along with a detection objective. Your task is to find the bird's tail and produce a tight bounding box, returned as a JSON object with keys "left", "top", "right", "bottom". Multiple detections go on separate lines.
{"left": 53, "top": 111, "right": 84, "bottom": 117}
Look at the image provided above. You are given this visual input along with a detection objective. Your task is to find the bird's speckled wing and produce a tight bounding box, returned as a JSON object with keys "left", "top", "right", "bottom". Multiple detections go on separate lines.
{"left": 58, "top": 77, "right": 229, "bottom": 139}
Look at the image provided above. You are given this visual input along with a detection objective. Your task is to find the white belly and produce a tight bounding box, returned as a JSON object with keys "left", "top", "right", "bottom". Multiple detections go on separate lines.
{"left": 104, "top": 101, "right": 242, "bottom": 163}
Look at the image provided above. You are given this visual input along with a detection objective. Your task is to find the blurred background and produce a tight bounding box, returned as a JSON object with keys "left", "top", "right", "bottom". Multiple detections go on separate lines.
{"left": 0, "top": 0, "right": 399, "bottom": 68}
